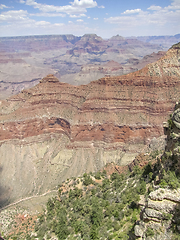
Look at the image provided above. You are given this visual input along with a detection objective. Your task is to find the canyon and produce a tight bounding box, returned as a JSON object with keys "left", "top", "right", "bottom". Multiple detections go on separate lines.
{"left": 0, "top": 41, "right": 180, "bottom": 207}
{"left": 1, "top": 34, "right": 180, "bottom": 100}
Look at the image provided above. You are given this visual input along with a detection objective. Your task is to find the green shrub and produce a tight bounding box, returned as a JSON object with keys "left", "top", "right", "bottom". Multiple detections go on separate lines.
{"left": 94, "top": 171, "right": 101, "bottom": 180}
{"left": 116, "top": 232, "right": 129, "bottom": 239}
{"left": 137, "top": 180, "right": 146, "bottom": 194}
{"left": 142, "top": 163, "right": 152, "bottom": 177}
{"left": 150, "top": 150, "right": 159, "bottom": 159}
{"left": 131, "top": 211, "right": 137, "bottom": 222}
{"left": 146, "top": 227, "right": 154, "bottom": 237}
{"left": 102, "top": 170, "right": 107, "bottom": 177}
{"left": 159, "top": 179, "right": 168, "bottom": 188}
{"left": 133, "top": 165, "right": 142, "bottom": 176}
{"left": 83, "top": 175, "right": 94, "bottom": 186}
{"left": 69, "top": 187, "right": 83, "bottom": 199}
{"left": 160, "top": 171, "right": 180, "bottom": 189}
{"left": 90, "top": 225, "right": 99, "bottom": 240}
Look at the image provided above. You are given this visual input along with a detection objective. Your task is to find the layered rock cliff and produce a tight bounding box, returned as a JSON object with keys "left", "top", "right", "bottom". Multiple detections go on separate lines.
{"left": 134, "top": 99, "right": 180, "bottom": 240}
{"left": 135, "top": 188, "right": 180, "bottom": 239}
{"left": 0, "top": 43, "right": 180, "bottom": 207}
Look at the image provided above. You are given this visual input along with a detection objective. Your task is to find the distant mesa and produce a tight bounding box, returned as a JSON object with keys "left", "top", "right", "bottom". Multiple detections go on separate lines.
{"left": 104, "top": 60, "right": 123, "bottom": 69}
{"left": 109, "top": 34, "right": 125, "bottom": 41}
{"left": 80, "top": 33, "right": 103, "bottom": 42}
{"left": 39, "top": 74, "right": 60, "bottom": 83}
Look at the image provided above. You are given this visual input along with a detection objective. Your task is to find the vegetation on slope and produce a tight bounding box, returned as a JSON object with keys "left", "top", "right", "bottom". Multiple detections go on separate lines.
{"left": 2, "top": 146, "right": 180, "bottom": 240}
{"left": 3, "top": 106, "right": 180, "bottom": 240}
{"left": 8, "top": 168, "right": 143, "bottom": 240}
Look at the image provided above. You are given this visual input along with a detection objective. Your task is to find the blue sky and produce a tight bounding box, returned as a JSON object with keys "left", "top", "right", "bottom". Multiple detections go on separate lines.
{"left": 0, "top": 0, "right": 180, "bottom": 38}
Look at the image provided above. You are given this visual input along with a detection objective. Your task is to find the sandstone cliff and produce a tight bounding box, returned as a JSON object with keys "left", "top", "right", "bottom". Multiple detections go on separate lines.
{"left": 0, "top": 43, "right": 180, "bottom": 207}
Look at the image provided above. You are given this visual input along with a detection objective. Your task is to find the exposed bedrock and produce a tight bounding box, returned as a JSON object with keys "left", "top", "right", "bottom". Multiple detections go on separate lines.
{"left": 0, "top": 43, "right": 180, "bottom": 205}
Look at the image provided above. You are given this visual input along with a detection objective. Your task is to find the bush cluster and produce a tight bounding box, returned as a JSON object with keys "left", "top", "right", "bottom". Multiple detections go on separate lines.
{"left": 32, "top": 171, "right": 143, "bottom": 240}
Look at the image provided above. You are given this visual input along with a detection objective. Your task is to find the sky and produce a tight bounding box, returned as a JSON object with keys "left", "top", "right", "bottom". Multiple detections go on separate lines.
{"left": 0, "top": 0, "right": 180, "bottom": 38}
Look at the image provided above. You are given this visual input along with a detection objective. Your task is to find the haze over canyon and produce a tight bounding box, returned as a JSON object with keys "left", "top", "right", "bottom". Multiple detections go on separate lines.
{"left": 1, "top": 34, "right": 180, "bottom": 100}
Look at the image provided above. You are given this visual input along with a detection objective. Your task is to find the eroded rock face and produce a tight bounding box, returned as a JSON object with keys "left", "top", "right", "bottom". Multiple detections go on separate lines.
{"left": 1, "top": 73, "right": 178, "bottom": 146}
{"left": 138, "top": 42, "right": 180, "bottom": 78}
{"left": 134, "top": 99, "right": 180, "bottom": 240}
{"left": 0, "top": 44, "right": 180, "bottom": 206}
{"left": 134, "top": 188, "right": 180, "bottom": 239}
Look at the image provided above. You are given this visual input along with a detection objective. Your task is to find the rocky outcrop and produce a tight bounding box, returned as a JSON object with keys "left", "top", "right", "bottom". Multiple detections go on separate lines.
{"left": 137, "top": 42, "right": 180, "bottom": 78}
{"left": 134, "top": 100, "right": 180, "bottom": 239}
{"left": 134, "top": 188, "right": 180, "bottom": 239}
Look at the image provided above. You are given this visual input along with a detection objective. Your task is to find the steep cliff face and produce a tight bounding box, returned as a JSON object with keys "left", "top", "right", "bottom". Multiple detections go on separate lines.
{"left": 1, "top": 73, "right": 177, "bottom": 150}
{"left": 134, "top": 100, "right": 180, "bottom": 240}
{"left": 0, "top": 43, "right": 180, "bottom": 206}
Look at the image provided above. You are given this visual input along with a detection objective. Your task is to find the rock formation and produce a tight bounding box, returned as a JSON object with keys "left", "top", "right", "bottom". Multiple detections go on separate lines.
{"left": 135, "top": 188, "right": 180, "bottom": 239}
{"left": 134, "top": 98, "right": 180, "bottom": 239}
{"left": 0, "top": 42, "right": 180, "bottom": 207}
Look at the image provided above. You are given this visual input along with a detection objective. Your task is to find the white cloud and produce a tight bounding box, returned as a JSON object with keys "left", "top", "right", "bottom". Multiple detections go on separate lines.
{"left": 105, "top": 0, "right": 180, "bottom": 33}
{"left": 1, "top": 0, "right": 179, "bottom": 38}
{"left": 35, "top": 20, "right": 50, "bottom": 26}
{"left": 77, "top": 19, "right": 83, "bottom": 22}
{"left": 0, "top": 10, "right": 28, "bottom": 22}
{"left": 69, "top": 13, "right": 86, "bottom": 18}
{"left": 98, "top": 5, "right": 105, "bottom": 9}
{"left": 72, "top": 0, "right": 97, "bottom": 8}
{"left": 0, "top": 0, "right": 99, "bottom": 37}
{"left": 0, "top": 8, "right": 64, "bottom": 34}
{"left": 123, "top": 9, "right": 141, "bottom": 14}
{"left": 166, "top": 0, "right": 180, "bottom": 10}
{"left": 0, "top": 17, "right": 66, "bottom": 36}
{"left": 1, "top": 19, "right": 99, "bottom": 37}
{"left": 54, "top": 23, "right": 64, "bottom": 27}
{"left": 0, "top": 4, "right": 10, "bottom": 9}
{"left": 148, "top": 5, "right": 162, "bottom": 11}
{"left": 20, "top": 0, "right": 97, "bottom": 15}
{"left": 30, "top": 12, "right": 66, "bottom": 17}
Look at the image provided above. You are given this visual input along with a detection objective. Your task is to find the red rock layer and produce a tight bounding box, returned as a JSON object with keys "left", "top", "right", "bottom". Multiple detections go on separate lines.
{"left": 0, "top": 65, "right": 179, "bottom": 147}
{"left": 0, "top": 117, "right": 70, "bottom": 141}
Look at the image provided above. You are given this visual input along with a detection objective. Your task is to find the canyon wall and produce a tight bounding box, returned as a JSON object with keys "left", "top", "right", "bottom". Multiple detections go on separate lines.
{"left": 0, "top": 34, "right": 167, "bottom": 100}
{"left": 0, "top": 43, "right": 180, "bottom": 206}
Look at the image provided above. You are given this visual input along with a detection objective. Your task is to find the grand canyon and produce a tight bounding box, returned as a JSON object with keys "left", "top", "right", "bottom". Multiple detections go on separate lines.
{"left": 0, "top": 35, "right": 180, "bottom": 209}
{"left": 1, "top": 34, "right": 180, "bottom": 100}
